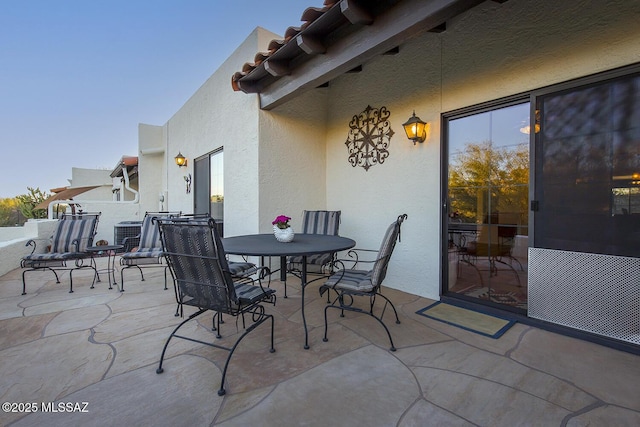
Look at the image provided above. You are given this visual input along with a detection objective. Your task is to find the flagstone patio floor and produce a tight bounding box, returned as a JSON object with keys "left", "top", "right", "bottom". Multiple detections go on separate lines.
{"left": 1, "top": 258, "right": 639, "bottom": 426}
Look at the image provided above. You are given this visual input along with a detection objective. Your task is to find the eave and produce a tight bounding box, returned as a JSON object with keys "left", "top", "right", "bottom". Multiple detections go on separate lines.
{"left": 232, "top": 0, "right": 489, "bottom": 110}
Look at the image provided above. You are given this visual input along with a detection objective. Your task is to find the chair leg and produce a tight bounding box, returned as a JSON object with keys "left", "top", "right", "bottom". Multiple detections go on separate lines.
{"left": 49, "top": 268, "right": 61, "bottom": 284}
{"left": 119, "top": 265, "right": 144, "bottom": 292}
{"left": 323, "top": 294, "right": 398, "bottom": 352}
{"left": 120, "top": 267, "right": 128, "bottom": 292}
{"left": 21, "top": 270, "right": 28, "bottom": 295}
{"left": 90, "top": 264, "right": 100, "bottom": 289}
{"left": 68, "top": 270, "right": 74, "bottom": 293}
{"left": 213, "top": 312, "right": 222, "bottom": 338}
{"left": 22, "top": 266, "right": 64, "bottom": 295}
{"left": 217, "top": 312, "right": 274, "bottom": 396}
{"left": 156, "top": 308, "right": 207, "bottom": 375}
{"left": 374, "top": 293, "right": 401, "bottom": 325}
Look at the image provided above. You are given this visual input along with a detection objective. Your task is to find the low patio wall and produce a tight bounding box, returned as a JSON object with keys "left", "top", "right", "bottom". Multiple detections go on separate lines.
{"left": 0, "top": 202, "right": 141, "bottom": 278}
{"left": 0, "top": 219, "right": 58, "bottom": 278}
{"left": 0, "top": 226, "right": 26, "bottom": 241}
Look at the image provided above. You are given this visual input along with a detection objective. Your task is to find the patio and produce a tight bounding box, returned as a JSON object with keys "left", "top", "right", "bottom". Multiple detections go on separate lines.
{"left": 1, "top": 257, "right": 639, "bottom": 426}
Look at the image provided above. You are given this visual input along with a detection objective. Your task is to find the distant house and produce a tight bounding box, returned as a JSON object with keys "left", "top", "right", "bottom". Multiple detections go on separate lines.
{"left": 38, "top": 160, "right": 140, "bottom": 243}
{"left": 134, "top": 0, "right": 640, "bottom": 352}
{"left": 37, "top": 167, "right": 115, "bottom": 217}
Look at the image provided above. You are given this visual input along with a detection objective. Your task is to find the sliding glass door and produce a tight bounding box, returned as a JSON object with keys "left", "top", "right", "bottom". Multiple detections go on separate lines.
{"left": 445, "top": 101, "right": 530, "bottom": 312}
{"left": 194, "top": 148, "right": 224, "bottom": 234}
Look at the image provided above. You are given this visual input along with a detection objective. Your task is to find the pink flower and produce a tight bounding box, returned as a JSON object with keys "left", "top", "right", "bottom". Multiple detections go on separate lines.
{"left": 272, "top": 215, "right": 291, "bottom": 229}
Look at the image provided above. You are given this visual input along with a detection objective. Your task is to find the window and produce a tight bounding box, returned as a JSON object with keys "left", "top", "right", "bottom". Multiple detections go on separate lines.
{"left": 194, "top": 149, "right": 224, "bottom": 230}
{"left": 444, "top": 100, "right": 530, "bottom": 311}
{"left": 534, "top": 71, "right": 640, "bottom": 257}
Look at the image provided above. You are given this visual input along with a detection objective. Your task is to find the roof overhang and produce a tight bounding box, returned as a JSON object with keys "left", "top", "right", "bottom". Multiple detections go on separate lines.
{"left": 110, "top": 156, "right": 139, "bottom": 179}
{"left": 35, "top": 186, "right": 100, "bottom": 210}
{"left": 232, "top": 0, "right": 488, "bottom": 110}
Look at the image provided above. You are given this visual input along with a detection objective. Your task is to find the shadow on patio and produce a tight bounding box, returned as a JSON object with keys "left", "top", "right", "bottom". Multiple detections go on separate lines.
{"left": 1, "top": 258, "right": 639, "bottom": 426}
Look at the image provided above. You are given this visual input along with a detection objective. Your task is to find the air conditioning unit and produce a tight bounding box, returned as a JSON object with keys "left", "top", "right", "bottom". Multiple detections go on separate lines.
{"left": 113, "top": 221, "right": 142, "bottom": 250}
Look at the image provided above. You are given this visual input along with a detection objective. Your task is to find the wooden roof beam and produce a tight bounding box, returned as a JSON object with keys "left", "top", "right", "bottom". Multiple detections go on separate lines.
{"left": 264, "top": 60, "right": 291, "bottom": 77}
{"left": 296, "top": 34, "right": 326, "bottom": 55}
{"left": 258, "top": 0, "right": 485, "bottom": 110}
{"left": 340, "top": 0, "right": 373, "bottom": 25}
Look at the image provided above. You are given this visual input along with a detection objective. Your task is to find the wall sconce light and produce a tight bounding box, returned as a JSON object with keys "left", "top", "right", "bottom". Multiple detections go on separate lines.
{"left": 402, "top": 111, "right": 428, "bottom": 144}
{"left": 184, "top": 173, "right": 192, "bottom": 194}
{"left": 175, "top": 152, "right": 187, "bottom": 167}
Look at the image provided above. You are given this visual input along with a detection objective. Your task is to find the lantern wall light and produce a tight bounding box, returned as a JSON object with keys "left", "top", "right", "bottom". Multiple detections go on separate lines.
{"left": 402, "top": 111, "right": 428, "bottom": 144}
{"left": 175, "top": 152, "right": 187, "bottom": 167}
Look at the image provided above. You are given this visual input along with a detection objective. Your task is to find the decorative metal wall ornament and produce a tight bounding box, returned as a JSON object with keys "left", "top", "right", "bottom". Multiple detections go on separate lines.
{"left": 345, "top": 105, "right": 394, "bottom": 171}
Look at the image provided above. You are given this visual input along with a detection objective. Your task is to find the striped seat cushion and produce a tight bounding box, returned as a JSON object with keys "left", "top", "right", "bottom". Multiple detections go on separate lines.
{"left": 301, "top": 210, "right": 340, "bottom": 235}
{"left": 23, "top": 252, "right": 76, "bottom": 261}
{"left": 288, "top": 210, "right": 341, "bottom": 270}
{"left": 120, "top": 249, "right": 164, "bottom": 266}
{"left": 138, "top": 215, "right": 163, "bottom": 249}
{"left": 287, "top": 253, "right": 333, "bottom": 270}
{"left": 234, "top": 282, "right": 275, "bottom": 304}
{"left": 322, "top": 269, "right": 373, "bottom": 293}
{"left": 228, "top": 261, "right": 257, "bottom": 277}
{"left": 51, "top": 218, "right": 98, "bottom": 253}
{"left": 21, "top": 252, "right": 73, "bottom": 268}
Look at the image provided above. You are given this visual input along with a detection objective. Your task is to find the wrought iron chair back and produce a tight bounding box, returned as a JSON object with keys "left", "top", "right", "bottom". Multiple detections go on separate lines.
{"left": 320, "top": 214, "right": 407, "bottom": 351}
{"left": 160, "top": 218, "right": 238, "bottom": 312}
{"left": 20, "top": 212, "right": 101, "bottom": 294}
{"left": 300, "top": 210, "right": 341, "bottom": 235}
{"left": 155, "top": 217, "right": 276, "bottom": 396}
{"left": 286, "top": 210, "right": 341, "bottom": 297}
{"left": 370, "top": 214, "right": 405, "bottom": 287}
{"left": 119, "top": 211, "right": 181, "bottom": 291}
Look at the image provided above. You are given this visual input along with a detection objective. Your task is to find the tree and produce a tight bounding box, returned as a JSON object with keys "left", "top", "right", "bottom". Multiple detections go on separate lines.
{"left": 16, "top": 187, "right": 49, "bottom": 220}
{"left": 449, "top": 141, "right": 529, "bottom": 223}
{"left": 0, "top": 198, "right": 23, "bottom": 226}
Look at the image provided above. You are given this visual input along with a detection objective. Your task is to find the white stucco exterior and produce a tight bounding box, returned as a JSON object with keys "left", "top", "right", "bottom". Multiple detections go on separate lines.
{"left": 255, "top": 0, "right": 640, "bottom": 299}
{"left": 132, "top": 0, "right": 639, "bottom": 302}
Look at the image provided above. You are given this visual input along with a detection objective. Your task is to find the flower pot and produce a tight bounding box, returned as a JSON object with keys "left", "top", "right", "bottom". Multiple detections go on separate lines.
{"left": 273, "top": 225, "right": 294, "bottom": 243}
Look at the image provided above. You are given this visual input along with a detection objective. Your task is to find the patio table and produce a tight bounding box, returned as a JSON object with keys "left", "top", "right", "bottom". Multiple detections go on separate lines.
{"left": 87, "top": 244, "right": 124, "bottom": 290}
{"left": 222, "top": 233, "right": 355, "bottom": 349}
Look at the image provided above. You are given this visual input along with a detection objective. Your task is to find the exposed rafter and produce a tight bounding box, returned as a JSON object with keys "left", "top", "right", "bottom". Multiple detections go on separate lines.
{"left": 232, "top": 0, "right": 489, "bottom": 109}
{"left": 340, "top": 0, "right": 373, "bottom": 25}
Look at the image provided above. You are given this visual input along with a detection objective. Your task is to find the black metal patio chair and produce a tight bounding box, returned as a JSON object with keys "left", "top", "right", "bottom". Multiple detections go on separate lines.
{"left": 319, "top": 213, "right": 407, "bottom": 351}
{"left": 119, "top": 211, "right": 181, "bottom": 291}
{"left": 286, "top": 210, "right": 341, "bottom": 297}
{"left": 20, "top": 212, "right": 101, "bottom": 294}
{"left": 167, "top": 214, "right": 262, "bottom": 317}
{"left": 458, "top": 222, "right": 523, "bottom": 287}
{"left": 155, "top": 217, "right": 276, "bottom": 396}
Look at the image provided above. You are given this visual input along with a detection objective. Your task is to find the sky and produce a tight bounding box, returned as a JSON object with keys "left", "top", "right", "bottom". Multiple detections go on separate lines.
{"left": 0, "top": 0, "right": 308, "bottom": 198}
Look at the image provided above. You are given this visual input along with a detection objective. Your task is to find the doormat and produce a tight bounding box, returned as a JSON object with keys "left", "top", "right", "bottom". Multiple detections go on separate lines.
{"left": 416, "top": 302, "right": 516, "bottom": 338}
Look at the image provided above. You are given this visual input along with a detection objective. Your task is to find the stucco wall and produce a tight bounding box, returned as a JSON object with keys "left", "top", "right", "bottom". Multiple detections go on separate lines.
{"left": 138, "top": 123, "right": 166, "bottom": 214}
{"left": 0, "top": 220, "right": 58, "bottom": 277}
{"left": 0, "top": 202, "right": 138, "bottom": 278}
{"left": 258, "top": 89, "right": 329, "bottom": 233}
{"left": 163, "top": 27, "right": 280, "bottom": 237}
{"left": 322, "top": 38, "right": 442, "bottom": 299}
{"left": 125, "top": 0, "right": 639, "bottom": 302}
{"left": 441, "top": 0, "right": 640, "bottom": 112}
{"left": 283, "top": 0, "right": 640, "bottom": 300}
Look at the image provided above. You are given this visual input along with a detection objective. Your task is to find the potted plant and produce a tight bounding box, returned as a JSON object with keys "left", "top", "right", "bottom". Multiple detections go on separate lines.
{"left": 272, "top": 215, "right": 294, "bottom": 242}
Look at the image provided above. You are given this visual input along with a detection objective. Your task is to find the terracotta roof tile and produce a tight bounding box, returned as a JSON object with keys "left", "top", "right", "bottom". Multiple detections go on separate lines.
{"left": 268, "top": 39, "right": 286, "bottom": 53}
{"left": 232, "top": 1, "right": 339, "bottom": 92}
{"left": 300, "top": 7, "right": 327, "bottom": 23}
{"left": 284, "top": 26, "right": 301, "bottom": 41}
{"left": 231, "top": 0, "right": 402, "bottom": 94}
